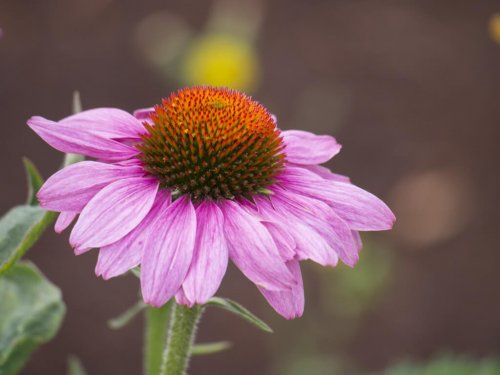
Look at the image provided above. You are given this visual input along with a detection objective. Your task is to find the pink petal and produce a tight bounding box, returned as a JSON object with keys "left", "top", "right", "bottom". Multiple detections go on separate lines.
{"left": 262, "top": 221, "right": 296, "bottom": 261}
{"left": 281, "top": 166, "right": 396, "bottom": 231}
{"left": 54, "top": 212, "right": 77, "bottom": 233}
{"left": 352, "top": 230, "right": 363, "bottom": 251}
{"left": 95, "top": 238, "right": 140, "bottom": 280}
{"left": 95, "top": 191, "right": 171, "bottom": 280}
{"left": 279, "top": 164, "right": 324, "bottom": 183}
{"left": 240, "top": 200, "right": 296, "bottom": 261}
{"left": 282, "top": 130, "right": 341, "bottom": 165}
{"left": 255, "top": 196, "right": 338, "bottom": 266}
{"left": 221, "top": 201, "right": 295, "bottom": 291}
{"left": 141, "top": 196, "right": 197, "bottom": 307}
{"left": 258, "top": 260, "right": 304, "bottom": 319}
{"left": 293, "top": 223, "right": 339, "bottom": 266}
{"left": 133, "top": 107, "right": 155, "bottom": 120}
{"left": 182, "top": 202, "right": 228, "bottom": 305}
{"left": 272, "top": 188, "right": 359, "bottom": 267}
{"left": 60, "top": 108, "right": 145, "bottom": 139}
{"left": 113, "top": 158, "right": 144, "bottom": 167}
{"left": 37, "top": 161, "right": 144, "bottom": 212}
{"left": 175, "top": 288, "right": 193, "bottom": 307}
{"left": 69, "top": 177, "right": 159, "bottom": 252}
{"left": 27, "top": 116, "right": 139, "bottom": 161}
{"left": 323, "top": 182, "right": 396, "bottom": 231}
{"left": 296, "top": 164, "right": 350, "bottom": 182}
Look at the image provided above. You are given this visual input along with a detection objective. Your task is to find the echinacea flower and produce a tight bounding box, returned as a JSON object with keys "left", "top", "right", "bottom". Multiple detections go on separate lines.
{"left": 28, "top": 87, "right": 395, "bottom": 319}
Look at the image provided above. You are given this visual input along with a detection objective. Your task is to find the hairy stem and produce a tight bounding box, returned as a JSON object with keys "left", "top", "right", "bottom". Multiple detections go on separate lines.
{"left": 160, "top": 303, "right": 203, "bottom": 375}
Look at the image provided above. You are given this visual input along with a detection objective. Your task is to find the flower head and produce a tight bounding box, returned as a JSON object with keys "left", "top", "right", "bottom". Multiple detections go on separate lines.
{"left": 28, "top": 87, "right": 395, "bottom": 319}
{"left": 138, "top": 87, "right": 284, "bottom": 200}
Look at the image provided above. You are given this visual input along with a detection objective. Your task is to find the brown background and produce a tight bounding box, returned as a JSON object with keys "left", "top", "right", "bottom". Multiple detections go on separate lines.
{"left": 0, "top": 0, "right": 499, "bottom": 374}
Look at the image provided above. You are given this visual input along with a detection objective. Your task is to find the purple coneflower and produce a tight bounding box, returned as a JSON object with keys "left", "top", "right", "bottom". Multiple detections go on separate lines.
{"left": 28, "top": 87, "right": 394, "bottom": 319}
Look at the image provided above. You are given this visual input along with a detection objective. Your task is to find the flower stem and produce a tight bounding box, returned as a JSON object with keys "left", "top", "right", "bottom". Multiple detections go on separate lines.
{"left": 144, "top": 302, "right": 172, "bottom": 375}
{"left": 160, "top": 303, "right": 203, "bottom": 375}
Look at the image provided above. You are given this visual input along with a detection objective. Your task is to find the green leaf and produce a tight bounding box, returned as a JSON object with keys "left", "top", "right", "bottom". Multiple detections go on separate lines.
{"left": 191, "top": 341, "right": 232, "bottom": 356}
{"left": 67, "top": 356, "right": 88, "bottom": 375}
{"left": 0, "top": 205, "right": 56, "bottom": 275}
{"left": 207, "top": 297, "right": 273, "bottom": 333}
{"left": 0, "top": 262, "right": 65, "bottom": 375}
{"left": 22, "top": 158, "right": 44, "bottom": 206}
{"left": 108, "top": 301, "right": 146, "bottom": 330}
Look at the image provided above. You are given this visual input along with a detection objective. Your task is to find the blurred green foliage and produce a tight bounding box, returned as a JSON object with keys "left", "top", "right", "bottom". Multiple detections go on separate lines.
{"left": 324, "top": 238, "right": 392, "bottom": 319}
{"left": 381, "top": 355, "right": 500, "bottom": 375}
{"left": 282, "top": 355, "right": 348, "bottom": 375}
{"left": 271, "top": 237, "right": 393, "bottom": 375}
{"left": 67, "top": 356, "right": 88, "bottom": 375}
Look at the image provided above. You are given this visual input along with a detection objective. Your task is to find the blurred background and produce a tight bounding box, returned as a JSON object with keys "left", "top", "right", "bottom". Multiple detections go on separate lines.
{"left": 1, "top": 0, "right": 499, "bottom": 374}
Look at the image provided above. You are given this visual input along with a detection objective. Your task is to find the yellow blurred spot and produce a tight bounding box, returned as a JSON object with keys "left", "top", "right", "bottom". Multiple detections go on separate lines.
{"left": 489, "top": 13, "right": 500, "bottom": 44}
{"left": 182, "top": 34, "right": 260, "bottom": 93}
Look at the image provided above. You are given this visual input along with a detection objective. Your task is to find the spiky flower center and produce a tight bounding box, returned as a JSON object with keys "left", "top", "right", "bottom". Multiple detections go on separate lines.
{"left": 137, "top": 87, "right": 285, "bottom": 201}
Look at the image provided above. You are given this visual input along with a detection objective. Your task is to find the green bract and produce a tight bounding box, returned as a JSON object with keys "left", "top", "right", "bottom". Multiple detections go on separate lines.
{"left": 207, "top": 297, "right": 273, "bottom": 333}
{"left": 22, "top": 158, "right": 44, "bottom": 206}
{"left": 0, "top": 262, "right": 65, "bottom": 375}
{"left": 108, "top": 301, "right": 146, "bottom": 330}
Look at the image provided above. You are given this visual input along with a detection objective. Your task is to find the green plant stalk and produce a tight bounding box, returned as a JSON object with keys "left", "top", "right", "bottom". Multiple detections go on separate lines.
{"left": 144, "top": 302, "right": 172, "bottom": 375}
{"left": 160, "top": 303, "right": 203, "bottom": 375}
